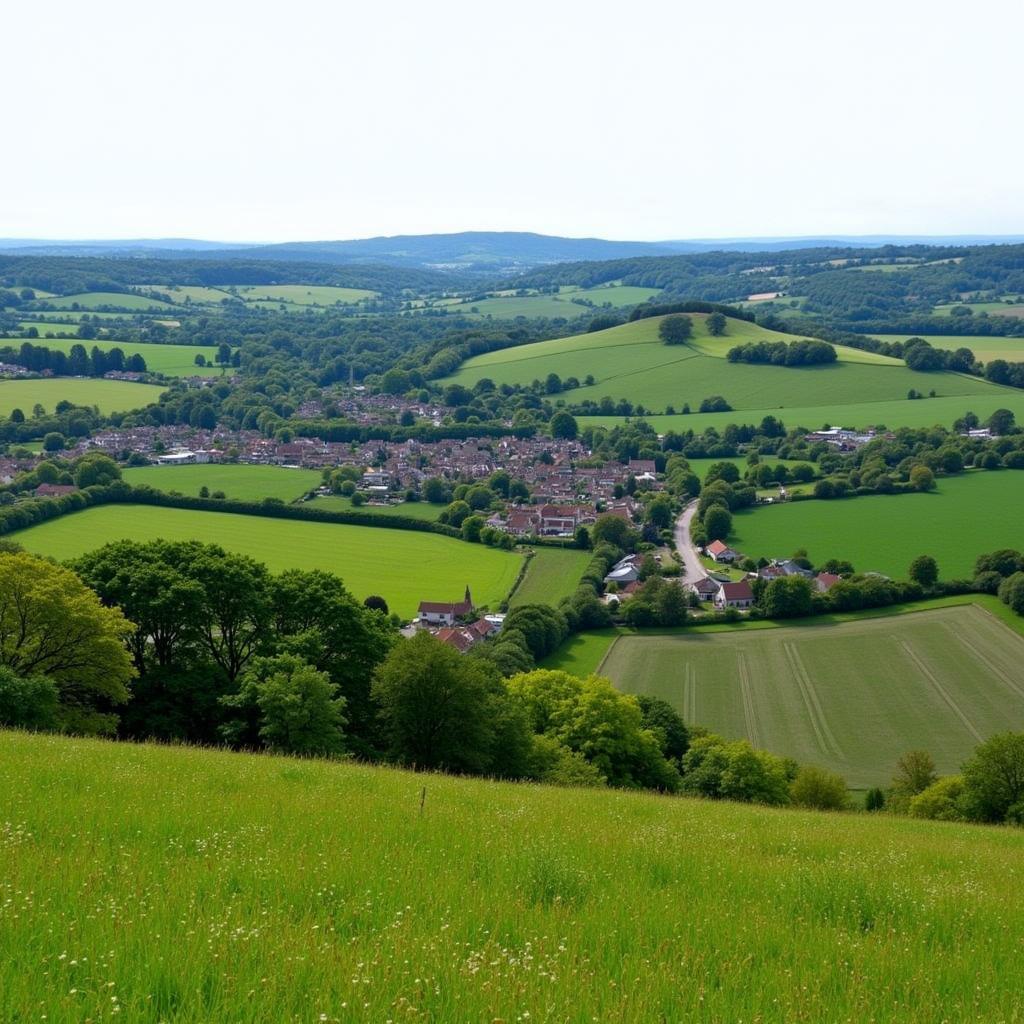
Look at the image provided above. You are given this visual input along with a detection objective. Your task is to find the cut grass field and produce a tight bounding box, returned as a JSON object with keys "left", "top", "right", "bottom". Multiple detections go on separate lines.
{"left": 11, "top": 504, "right": 522, "bottom": 618}
{"left": 132, "top": 284, "right": 232, "bottom": 304}
{"left": 4, "top": 730, "right": 1024, "bottom": 1022}
{"left": 233, "top": 284, "right": 377, "bottom": 305}
{"left": 730, "top": 470, "right": 1024, "bottom": 579}
{"left": 123, "top": 464, "right": 323, "bottom": 502}
{"left": 870, "top": 333, "right": 1024, "bottom": 364}
{"left": 441, "top": 314, "right": 998, "bottom": 417}
{"left": 39, "top": 291, "right": 179, "bottom": 311}
{"left": 15, "top": 337, "right": 234, "bottom": 377}
{"left": 508, "top": 545, "right": 593, "bottom": 607}
{"left": 0, "top": 377, "right": 164, "bottom": 416}
{"left": 578, "top": 388, "right": 1024, "bottom": 434}
{"left": 602, "top": 603, "right": 1024, "bottom": 787}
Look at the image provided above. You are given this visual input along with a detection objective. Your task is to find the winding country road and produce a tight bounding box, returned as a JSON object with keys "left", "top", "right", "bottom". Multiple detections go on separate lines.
{"left": 673, "top": 499, "right": 705, "bottom": 582}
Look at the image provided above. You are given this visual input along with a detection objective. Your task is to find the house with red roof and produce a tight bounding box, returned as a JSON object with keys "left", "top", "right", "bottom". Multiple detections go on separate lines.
{"left": 714, "top": 579, "right": 754, "bottom": 609}
{"left": 417, "top": 586, "right": 473, "bottom": 626}
{"left": 706, "top": 539, "right": 739, "bottom": 563}
{"left": 815, "top": 572, "right": 841, "bottom": 592}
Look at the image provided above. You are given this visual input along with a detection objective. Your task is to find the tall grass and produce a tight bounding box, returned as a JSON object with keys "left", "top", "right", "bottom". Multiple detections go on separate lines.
{"left": 2, "top": 730, "right": 1023, "bottom": 1022}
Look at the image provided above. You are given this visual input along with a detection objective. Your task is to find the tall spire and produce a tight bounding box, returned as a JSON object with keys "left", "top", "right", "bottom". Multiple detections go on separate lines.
{"left": 465, "top": 584, "right": 472, "bottom": 605}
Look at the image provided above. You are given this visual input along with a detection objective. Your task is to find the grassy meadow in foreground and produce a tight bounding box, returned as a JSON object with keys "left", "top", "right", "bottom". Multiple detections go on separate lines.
{"left": 602, "top": 604, "right": 1024, "bottom": 788}
{"left": 124, "top": 464, "right": 323, "bottom": 502}
{"left": 2, "top": 730, "right": 1024, "bottom": 1023}
{"left": 12, "top": 504, "right": 522, "bottom": 617}
{"left": 730, "top": 470, "right": 1024, "bottom": 579}
{"left": 0, "top": 377, "right": 165, "bottom": 416}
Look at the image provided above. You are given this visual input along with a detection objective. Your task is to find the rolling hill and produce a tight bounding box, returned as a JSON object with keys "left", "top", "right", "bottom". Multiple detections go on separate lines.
{"left": 441, "top": 313, "right": 1002, "bottom": 418}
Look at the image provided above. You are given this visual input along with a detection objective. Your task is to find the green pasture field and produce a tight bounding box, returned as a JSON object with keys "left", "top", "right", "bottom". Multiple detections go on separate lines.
{"left": 132, "top": 284, "right": 232, "bottom": 304}
{"left": 233, "top": 284, "right": 377, "bottom": 305}
{"left": 438, "top": 284, "right": 663, "bottom": 319}
{"left": 15, "top": 320, "right": 81, "bottom": 337}
{"left": 602, "top": 603, "right": 1024, "bottom": 787}
{"left": 124, "top": 464, "right": 322, "bottom": 502}
{"left": 0, "top": 377, "right": 164, "bottom": 416}
{"left": 15, "top": 337, "right": 234, "bottom": 377}
{"left": 307, "top": 494, "right": 443, "bottom": 521}
{"left": 5, "top": 732, "right": 1024, "bottom": 1023}
{"left": 508, "top": 545, "right": 593, "bottom": 608}
{"left": 12, "top": 504, "right": 522, "bottom": 618}
{"left": 931, "top": 301, "right": 1024, "bottom": 317}
{"left": 579, "top": 387, "right": 1024, "bottom": 434}
{"left": 870, "top": 333, "right": 1024, "bottom": 364}
{"left": 683, "top": 456, "right": 817, "bottom": 482}
{"left": 441, "top": 314, "right": 993, "bottom": 417}
{"left": 40, "top": 291, "right": 179, "bottom": 311}
{"left": 730, "top": 470, "right": 1024, "bottom": 579}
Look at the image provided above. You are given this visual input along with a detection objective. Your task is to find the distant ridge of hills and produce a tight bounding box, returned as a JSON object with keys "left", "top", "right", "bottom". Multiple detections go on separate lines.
{"left": 4, "top": 230, "right": 1024, "bottom": 273}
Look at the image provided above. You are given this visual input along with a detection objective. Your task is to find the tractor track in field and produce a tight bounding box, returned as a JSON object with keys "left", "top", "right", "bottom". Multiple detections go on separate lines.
{"left": 946, "top": 625, "right": 1024, "bottom": 701}
{"left": 783, "top": 641, "right": 843, "bottom": 759}
{"left": 736, "top": 652, "right": 760, "bottom": 748}
{"left": 895, "top": 637, "right": 984, "bottom": 742}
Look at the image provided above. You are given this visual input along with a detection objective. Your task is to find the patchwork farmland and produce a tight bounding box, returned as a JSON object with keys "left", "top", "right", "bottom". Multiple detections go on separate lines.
{"left": 0, "top": 376, "right": 165, "bottom": 416}
{"left": 602, "top": 604, "right": 1024, "bottom": 787}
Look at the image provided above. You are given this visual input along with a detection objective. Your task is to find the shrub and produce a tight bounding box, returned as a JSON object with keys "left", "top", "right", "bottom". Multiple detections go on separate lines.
{"left": 790, "top": 765, "right": 850, "bottom": 811}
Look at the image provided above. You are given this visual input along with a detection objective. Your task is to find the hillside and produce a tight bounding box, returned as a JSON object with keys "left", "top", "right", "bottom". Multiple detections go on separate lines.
{"left": 440, "top": 313, "right": 1001, "bottom": 419}
{"left": 1, "top": 730, "right": 1021, "bottom": 1022}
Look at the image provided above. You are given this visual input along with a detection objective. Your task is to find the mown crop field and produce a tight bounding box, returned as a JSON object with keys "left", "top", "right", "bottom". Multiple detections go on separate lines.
{"left": 603, "top": 604, "right": 1024, "bottom": 787}
{"left": 508, "top": 545, "right": 593, "bottom": 607}
{"left": 579, "top": 387, "right": 1024, "bottom": 434}
{"left": 871, "top": 333, "right": 1024, "bottom": 364}
{"left": 132, "top": 284, "right": 232, "bottom": 304}
{"left": 0, "top": 377, "right": 165, "bottom": 416}
{"left": 3, "top": 730, "right": 1024, "bottom": 1023}
{"left": 17, "top": 337, "right": 233, "bottom": 377}
{"left": 730, "top": 470, "right": 1024, "bottom": 579}
{"left": 40, "top": 291, "right": 179, "bottom": 311}
{"left": 12, "top": 504, "right": 522, "bottom": 618}
{"left": 123, "top": 464, "right": 323, "bottom": 502}
{"left": 234, "top": 284, "right": 377, "bottom": 305}
{"left": 442, "top": 314, "right": 998, "bottom": 416}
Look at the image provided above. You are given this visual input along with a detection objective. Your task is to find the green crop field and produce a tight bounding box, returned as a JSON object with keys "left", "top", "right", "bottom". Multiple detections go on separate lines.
{"left": 3, "top": 730, "right": 1024, "bottom": 1022}
{"left": 603, "top": 604, "right": 1024, "bottom": 787}
{"left": 307, "top": 494, "right": 443, "bottom": 520}
{"left": 579, "top": 387, "right": 1024, "bottom": 434}
{"left": 508, "top": 545, "right": 593, "bottom": 607}
{"left": 441, "top": 314, "right": 998, "bottom": 417}
{"left": 12, "top": 504, "right": 522, "bottom": 618}
{"left": 871, "top": 333, "right": 1024, "bottom": 364}
{"left": 124, "top": 464, "right": 323, "bottom": 502}
{"left": 0, "top": 377, "right": 164, "bottom": 416}
{"left": 15, "top": 337, "right": 234, "bottom": 377}
{"left": 132, "top": 284, "right": 232, "bottom": 304}
{"left": 436, "top": 285, "right": 663, "bottom": 320}
{"left": 234, "top": 284, "right": 377, "bottom": 305}
{"left": 931, "top": 301, "right": 1024, "bottom": 318}
{"left": 40, "top": 291, "right": 179, "bottom": 311}
{"left": 729, "top": 470, "right": 1024, "bottom": 579}
{"left": 15, "top": 320, "right": 81, "bottom": 337}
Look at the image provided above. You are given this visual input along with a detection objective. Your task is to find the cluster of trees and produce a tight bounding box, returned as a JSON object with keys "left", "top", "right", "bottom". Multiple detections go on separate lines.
{"left": 726, "top": 339, "right": 837, "bottom": 366}
{"left": 883, "top": 741, "right": 1024, "bottom": 826}
{"left": 1, "top": 341, "right": 147, "bottom": 376}
{"left": 690, "top": 475, "right": 757, "bottom": 547}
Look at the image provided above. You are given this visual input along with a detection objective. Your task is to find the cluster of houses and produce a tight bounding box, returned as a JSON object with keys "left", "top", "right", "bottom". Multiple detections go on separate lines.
{"left": 803, "top": 427, "right": 884, "bottom": 451}
{"left": 411, "top": 587, "right": 505, "bottom": 652}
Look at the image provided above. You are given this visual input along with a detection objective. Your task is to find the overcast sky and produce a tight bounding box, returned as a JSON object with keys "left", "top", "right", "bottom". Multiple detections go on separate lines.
{"left": 3, "top": 0, "right": 1021, "bottom": 242}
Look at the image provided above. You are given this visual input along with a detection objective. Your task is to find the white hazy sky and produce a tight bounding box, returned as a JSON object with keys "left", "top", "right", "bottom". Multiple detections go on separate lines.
{"left": 3, "top": 0, "right": 1021, "bottom": 242}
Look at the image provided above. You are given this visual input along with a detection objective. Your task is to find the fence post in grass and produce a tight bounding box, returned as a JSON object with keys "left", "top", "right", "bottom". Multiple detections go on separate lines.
{"left": 419, "top": 785, "right": 427, "bottom": 816}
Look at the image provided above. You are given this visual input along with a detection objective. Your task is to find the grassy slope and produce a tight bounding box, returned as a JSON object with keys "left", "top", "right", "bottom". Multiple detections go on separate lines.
{"left": 730, "top": 470, "right": 1024, "bottom": 578}
{"left": 508, "top": 546, "right": 593, "bottom": 607}
{"left": 2, "top": 730, "right": 1024, "bottom": 1023}
{"left": 603, "top": 603, "right": 1024, "bottom": 787}
{"left": 871, "top": 333, "right": 1024, "bottom": 363}
{"left": 578, "top": 387, "right": 1024, "bottom": 433}
{"left": 234, "top": 284, "right": 376, "bottom": 305}
{"left": 124, "top": 464, "right": 323, "bottom": 502}
{"left": 9, "top": 337, "right": 234, "bottom": 377}
{"left": 442, "top": 315, "right": 996, "bottom": 415}
{"left": 441, "top": 285, "right": 663, "bottom": 319}
{"left": 12, "top": 504, "right": 522, "bottom": 618}
{"left": 0, "top": 377, "right": 164, "bottom": 416}
{"left": 42, "top": 291, "right": 179, "bottom": 310}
